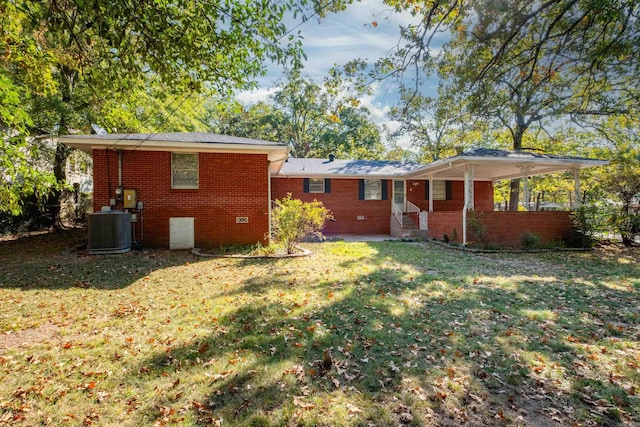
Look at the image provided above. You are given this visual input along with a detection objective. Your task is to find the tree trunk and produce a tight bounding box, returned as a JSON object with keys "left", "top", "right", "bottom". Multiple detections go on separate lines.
{"left": 508, "top": 179, "right": 521, "bottom": 211}
{"left": 508, "top": 124, "right": 525, "bottom": 211}
{"left": 46, "top": 68, "right": 75, "bottom": 229}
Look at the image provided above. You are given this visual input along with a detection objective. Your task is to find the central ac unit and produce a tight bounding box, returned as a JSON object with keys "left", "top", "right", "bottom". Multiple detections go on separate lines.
{"left": 87, "top": 211, "right": 132, "bottom": 254}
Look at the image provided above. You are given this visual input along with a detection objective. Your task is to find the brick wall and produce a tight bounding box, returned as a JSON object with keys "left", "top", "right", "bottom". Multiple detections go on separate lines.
{"left": 271, "top": 178, "right": 392, "bottom": 235}
{"left": 426, "top": 212, "right": 464, "bottom": 242}
{"left": 471, "top": 211, "right": 574, "bottom": 248}
{"left": 406, "top": 180, "right": 494, "bottom": 211}
{"left": 92, "top": 150, "right": 270, "bottom": 248}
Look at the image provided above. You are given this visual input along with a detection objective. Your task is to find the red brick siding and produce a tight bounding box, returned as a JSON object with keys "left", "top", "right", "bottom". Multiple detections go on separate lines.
{"left": 271, "top": 178, "right": 392, "bottom": 235}
{"left": 406, "top": 180, "right": 494, "bottom": 211}
{"left": 92, "top": 149, "right": 269, "bottom": 248}
{"left": 426, "top": 212, "right": 464, "bottom": 242}
{"left": 426, "top": 211, "right": 573, "bottom": 247}
{"left": 471, "top": 211, "right": 573, "bottom": 248}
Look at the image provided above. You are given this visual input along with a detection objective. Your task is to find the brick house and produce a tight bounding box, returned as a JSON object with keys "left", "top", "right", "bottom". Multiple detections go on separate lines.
{"left": 61, "top": 133, "right": 607, "bottom": 249}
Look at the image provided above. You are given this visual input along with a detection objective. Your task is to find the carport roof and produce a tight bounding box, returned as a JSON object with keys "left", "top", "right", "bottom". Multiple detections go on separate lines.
{"left": 403, "top": 148, "right": 608, "bottom": 181}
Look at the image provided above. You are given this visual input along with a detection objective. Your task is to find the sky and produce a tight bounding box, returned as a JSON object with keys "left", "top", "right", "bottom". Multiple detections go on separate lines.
{"left": 236, "top": 0, "right": 442, "bottom": 150}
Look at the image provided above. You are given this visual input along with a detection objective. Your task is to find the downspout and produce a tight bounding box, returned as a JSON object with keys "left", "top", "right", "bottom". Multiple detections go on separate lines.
{"left": 462, "top": 200, "right": 469, "bottom": 245}
{"left": 118, "top": 150, "right": 123, "bottom": 189}
{"left": 462, "top": 164, "right": 475, "bottom": 245}
{"left": 267, "top": 163, "right": 272, "bottom": 244}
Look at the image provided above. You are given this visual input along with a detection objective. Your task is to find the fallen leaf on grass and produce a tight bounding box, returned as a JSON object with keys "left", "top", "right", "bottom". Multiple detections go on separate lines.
{"left": 198, "top": 343, "right": 210, "bottom": 354}
{"left": 345, "top": 403, "right": 363, "bottom": 415}
{"left": 293, "top": 396, "right": 315, "bottom": 410}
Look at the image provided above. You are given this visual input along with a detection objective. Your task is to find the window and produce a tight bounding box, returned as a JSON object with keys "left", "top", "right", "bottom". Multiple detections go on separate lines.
{"left": 425, "top": 180, "right": 451, "bottom": 200}
{"left": 308, "top": 178, "right": 325, "bottom": 193}
{"left": 359, "top": 179, "right": 388, "bottom": 200}
{"left": 432, "top": 180, "right": 446, "bottom": 200}
{"left": 364, "top": 179, "right": 382, "bottom": 200}
{"left": 303, "top": 178, "right": 331, "bottom": 193}
{"left": 172, "top": 153, "right": 199, "bottom": 189}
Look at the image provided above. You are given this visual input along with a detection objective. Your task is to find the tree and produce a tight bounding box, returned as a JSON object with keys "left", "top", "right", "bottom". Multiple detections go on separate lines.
{"left": 382, "top": 0, "right": 639, "bottom": 209}
{"left": 586, "top": 116, "right": 640, "bottom": 245}
{"left": 214, "top": 101, "right": 287, "bottom": 143}
{"left": 218, "top": 66, "right": 385, "bottom": 159}
{"left": 388, "top": 83, "right": 483, "bottom": 162}
{"left": 1, "top": 0, "right": 344, "bottom": 223}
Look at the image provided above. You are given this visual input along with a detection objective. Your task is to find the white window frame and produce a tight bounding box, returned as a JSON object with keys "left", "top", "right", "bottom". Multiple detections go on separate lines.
{"left": 432, "top": 180, "right": 446, "bottom": 200}
{"left": 171, "top": 153, "right": 199, "bottom": 189}
{"left": 364, "top": 179, "right": 382, "bottom": 200}
{"left": 309, "top": 178, "right": 325, "bottom": 193}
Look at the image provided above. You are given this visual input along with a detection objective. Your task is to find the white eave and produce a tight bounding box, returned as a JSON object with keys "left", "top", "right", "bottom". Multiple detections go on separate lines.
{"left": 59, "top": 133, "right": 290, "bottom": 175}
{"left": 403, "top": 152, "right": 609, "bottom": 181}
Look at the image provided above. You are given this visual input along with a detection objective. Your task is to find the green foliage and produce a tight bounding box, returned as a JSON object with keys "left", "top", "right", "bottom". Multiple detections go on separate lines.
{"left": 521, "top": 232, "right": 541, "bottom": 250}
{"left": 271, "top": 194, "right": 332, "bottom": 254}
{"left": 217, "top": 66, "right": 384, "bottom": 159}
{"left": 570, "top": 204, "right": 610, "bottom": 248}
{"left": 384, "top": 0, "right": 639, "bottom": 210}
{"left": 612, "top": 209, "right": 640, "bottom": 247}
{"left": 1, "top": 0, "right": 332, "bottom": 220}
{"left": 467, "top": 212, "right": 488, "bottom": 248}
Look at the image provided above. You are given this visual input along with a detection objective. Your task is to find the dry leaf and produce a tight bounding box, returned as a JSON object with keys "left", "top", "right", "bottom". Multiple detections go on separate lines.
{"left": 346, "top": 403, "right": 363, "bottom": 415}
{"left": 293, "top": 396, "right": 315, "bottom": 410}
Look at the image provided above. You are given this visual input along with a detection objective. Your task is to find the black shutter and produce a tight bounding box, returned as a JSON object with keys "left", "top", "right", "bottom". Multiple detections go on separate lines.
{"left": 381, "top": 179, "right": 388, "bottom": 200}
{"left": 445, "top": 180, "right": 452, "bottom": 200}
{"left": 425, "top": 180, "right": 430, "bottom": 199}
{"left": 324, "top": 178, "right": 331, "bottom": 193}
{"left": 303, "top": 178, "right": 310, "bottom": 193}
{"left": 358, "top": 179, "right": 365, "bottom": 200}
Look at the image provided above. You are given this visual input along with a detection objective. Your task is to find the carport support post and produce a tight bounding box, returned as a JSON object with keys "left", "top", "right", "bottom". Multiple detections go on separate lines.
{"left": 572, "top": 168, "right": 582, "bottom": 208}
{"left": 462, "top": 164, "right": 475, "bottom": 245}
{"left": 518, "top": 165, "right": 533, "bottom": 210}
{"left": 428, "top": 175, "right": 434, "bottom": 212}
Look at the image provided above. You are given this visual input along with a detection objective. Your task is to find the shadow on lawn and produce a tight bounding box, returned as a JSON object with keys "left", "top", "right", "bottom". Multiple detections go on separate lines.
{"left": 132, "top": 243, "right": 639, "bottom": 426}
{"left": 0, "top": 228, "right": 203, "bottom": 290}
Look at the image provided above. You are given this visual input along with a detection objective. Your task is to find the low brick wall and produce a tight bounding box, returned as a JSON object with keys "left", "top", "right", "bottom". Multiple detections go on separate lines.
{"left": 426, "top": 210, "right": 574, "bottom": 247}
{"left": 470, "top": 211, "right": 574, "bottom": 248}
{"left": 427, "top": 212, "right": 464, "bottom": 242}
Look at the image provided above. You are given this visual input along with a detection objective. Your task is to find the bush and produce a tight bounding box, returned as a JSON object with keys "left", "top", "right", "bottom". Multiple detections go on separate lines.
{"left": 271, "top": 194, "right": 333, "bottom": 254}
{"left": 521, "top": 232, "right": 541, "bottom": 249}
{"left": 467, "top": 212, "right": 488, "bottom": 247}
{"left": 613, "top": 208, "right": 640, "bottom": 246}
{"left": 569, "top": 203, "right": 610, "bottom": 248}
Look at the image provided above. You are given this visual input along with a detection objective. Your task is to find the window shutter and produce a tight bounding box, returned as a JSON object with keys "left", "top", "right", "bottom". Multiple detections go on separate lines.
{"left": 425, "top": 180, "right": 430, "bottom": 199}
{"left": 381, "top": 179, "right": 388, "bottom": 200}
{"left": 303, "top": 178, "right": 310, "bottom": 193}
{"left": 324, "top": 178, "right": 331, "bottom": 193}
{"left": 358, "top": 179, "right": 365, "bottom": 200}
{"left": 445, "top": 180, "right": 452, "bottom": 200}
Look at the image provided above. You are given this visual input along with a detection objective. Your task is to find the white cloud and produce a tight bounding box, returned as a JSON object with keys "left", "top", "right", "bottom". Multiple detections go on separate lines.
{"left": 235, "top": 87, "right": 277, "bottom": 105}
{"left": 382, "top": 120, "right": 413, "bottom": 150}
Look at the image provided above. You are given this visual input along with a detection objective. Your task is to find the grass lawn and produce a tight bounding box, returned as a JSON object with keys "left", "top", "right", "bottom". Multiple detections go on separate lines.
{"left": 1, "top": 229, "right": 639, "bottom": 426}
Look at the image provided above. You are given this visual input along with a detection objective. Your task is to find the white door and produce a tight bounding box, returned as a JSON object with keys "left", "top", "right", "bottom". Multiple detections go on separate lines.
{"left": 393, "top": 180, "right": 405, "bottom": 210}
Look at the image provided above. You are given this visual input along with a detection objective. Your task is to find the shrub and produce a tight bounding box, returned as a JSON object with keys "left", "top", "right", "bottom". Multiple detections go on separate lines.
{"left": 613, "top": 208, "right": 640, "bottom": 246}
{"left": 467, "top": 212, "right": 488, "bottom": 247}
{"left": 569, "top": 203, "right": 610, "bottom": 248}
{"left": 271, "top": 194, "right": 333, "bottom": 254}
{"left": 521, "top": 232, "right": 541, "bottom": 250}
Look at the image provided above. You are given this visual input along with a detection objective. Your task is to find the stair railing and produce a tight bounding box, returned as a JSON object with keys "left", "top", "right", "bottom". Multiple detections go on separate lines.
{"left": 406, "top": 201, "right": 421, "bottom": 214}
{"left": 392, "top": 202, "right": 404, "bottom": 226}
